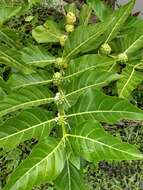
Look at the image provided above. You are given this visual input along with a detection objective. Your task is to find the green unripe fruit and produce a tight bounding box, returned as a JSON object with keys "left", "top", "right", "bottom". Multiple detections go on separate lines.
{"left": 117, "top": 53, "right": 128, "bottom": 63}
{"left": 65, "top": 24, "right": 74, "bottom": 33}
{"left": 59, "top": 34, "right": 68, "bottom": 46}
{"left": 55, "top": 58, "right": 68, "bottom": 69}
{"left": 53, "top": 72, "right": 63, "bottom": 86}
{"left": 99, "top": 43, "right": 112, "bottom": 55}
{"left": 66, "top": 12, "right": 76, "bottom": 24}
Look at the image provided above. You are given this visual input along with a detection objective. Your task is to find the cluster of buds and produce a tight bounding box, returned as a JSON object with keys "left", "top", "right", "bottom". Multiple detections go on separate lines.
{"left": 117, "top": 53, "right": 128, "bottom": 63}
{"left": 99, "top": 43, "right": 112, "bottom": 55}
{"left": 53, "top": 72, "right": 63, "bottom": 86}
{"left": 65, "top": 12, "right": 76, "bottom": 33}
{"left": 54, "top": 92, "right": 65, "bottom": 105}
{"left": 55, "top": 113, "right": 67, "bottom": 126}
{"left": 55, "top": 57, "right": 68, "bottom": 69}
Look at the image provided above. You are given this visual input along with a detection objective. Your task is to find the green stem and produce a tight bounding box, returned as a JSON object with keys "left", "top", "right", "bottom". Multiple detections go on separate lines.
{"left": 57, "top": 85, "right": 67, "bottom": 136}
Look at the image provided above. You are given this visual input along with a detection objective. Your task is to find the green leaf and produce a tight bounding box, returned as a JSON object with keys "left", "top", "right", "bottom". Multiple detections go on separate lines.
{"left": 68, "top": 120, "right": 143, "bottom": 161}
{"left": 64, "top": 69, "right": 120, "bottom": 107}
{"left": 65, "top": 54, "right": 116, "bottom": 78}
{"left": 0, "top": 4, "right": 21, "bottom": 25}
{"left": 7, "top": 70, "right": 53, "bottom": 90}
{"left": 118, "top": 27, "right": 143, "bottom": 56}
{"left": 0, "top": 108, "right": 55, "bottom": 149}
{"left": 0, "top": 47, "right": 33, "bottom": 74}
{"left": 55, "top": 160, "right": 87, "bottom": 190}
{"left": 87, "top": 0, "right": 112, "bottom": 21}
{"left": 0, "top": 28, "right": 22, "bottom": 48}
{"left": 104, "top": 0, "right": 135, "bottom": 43}
{"left": 21, "top": 46, "right": 56, "bottom": 67}
{"left": 117, "top": 64, "right": 143, "bottom": 98}
{"left": 32, "top": 20, "right": 62, "bottom": 43}
{"left": 63, "top": 20, "right": 112, "bottom": 60}
{"left": 0, "top": 86, "right": 53, "bottom": 118}
{"left": 67, "top": 88, "right": 143, "bottom": 124}
{"left": 79, "top": 4, "right": 92, "bottom": 25}
{"left": 3, "top": 138, "right": 65, "bottom": 190}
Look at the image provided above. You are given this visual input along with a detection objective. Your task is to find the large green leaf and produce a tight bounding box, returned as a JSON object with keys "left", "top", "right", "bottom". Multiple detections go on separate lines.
{"left": 0, "top": 4, "right": 21, "bottom": 25}
{"left": 0, "top": 28, "right": 21, "bottom": 48}
{"left": 0, "top": 47, "right": 33, "bottom": 74}
{"left": 7, "top": 70, "right": 52, "bottom": 90}
{"left": 63, "top": 20, "right": 112, "bottom": 60}
{"left": 20, "top": 46, "right": 56, "bottom": 67}
{"left": 0, "top": 108, "right": 55, "bottom": 149}
{"left": 67, "top": 88, "right": 143, "bottom": 124}
{"left": 64, "top": 54, "right": 116, "bottom": 79}
{"left": 68, "top": 120, "right": 143, "bottom": 161}
{"left": 104, "top": 0, "right": 135, "bottom": 43}
{"left": 87, "top": 0, "right": 112, "bottom": 21}
{"left": 117, "top": 64, "right": 143, "bottom": 98}
{"left": 3, "top": 138, "right": 65, "bottom": 190}
{"left": 32, "top": 20, "right": 62, "bottom": 43}
{"left": 0, "top": 86, "right": 53, "bottom": 117}
{"left": 55, "top": 160, "right": 87, "bottom": 190}
{"left": 118, "top": 27, "right": 143, "bottom": 56}
{"left": 64, "top": 69, "right": 120, "bottom": 107}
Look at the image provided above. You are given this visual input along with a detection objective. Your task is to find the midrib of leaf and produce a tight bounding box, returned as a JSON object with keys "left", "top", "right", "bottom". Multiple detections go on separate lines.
{"left": 119, "top": 63, "right": 141, "bottom": 97}
{"left": 10, "top": 138, "right": 64, "bottom": 189}
{"left": 66, "top": 134, "right": 143, "bottom": 159}
{"left": 124, "top": 35, "right": 143, "bottom": 54}
{"left": 13, "top": 79, "right": 53, "bottom": 90}
{"left": 0, "top": 97, "right": 54, "bottom": 117}
{"left": 0, "top": 118, "right": 55, "bottom": 142}
{"left": 66, "top": 157, "right": 71, "bottom": 190}
{"left": 64, "top": 61, "right": 113, "bottom": 80}
{"left": 28, "top": 59, "right": 56, "bottom": 65}
{"left": 105, "top": 1, "right": 133, "bottom": 43}
{"left": 65, "top": 81, "right": 106, "bottom": 98}
{"left": 66, "top": 110, "right": 142, "bottom": 118}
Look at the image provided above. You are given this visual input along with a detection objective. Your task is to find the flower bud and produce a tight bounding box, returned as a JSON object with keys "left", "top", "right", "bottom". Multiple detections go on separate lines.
{"left": 55, "top": 58, "right": 68, "bottom": 69}
{"left": 59, "top": 34, "right": 68, "bottom": 46}
{"left": 65, "top": 24, "right": 74, "bottom": 33}
{"left": 54, "top": 92, "right": 64, "bottom": 105}
{"left": 117, "top": 53, "right": 128, "bottom": 63}
{"left": 99, "top": 43, "right": 112, "bottom": 55}
{"left": 53, "top": 72, "right": 63, "bottom": 86}
{"left": 66, "top": 12, "right": 76, "bottom": 24}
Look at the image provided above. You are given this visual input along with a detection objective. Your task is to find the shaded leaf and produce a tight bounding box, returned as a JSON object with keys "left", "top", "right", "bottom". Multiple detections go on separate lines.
{"left": 55, "top": 160, "right": 87, "bottom": 190}
{"left": 117, "top": 64, "right": 143, "bottom": 98}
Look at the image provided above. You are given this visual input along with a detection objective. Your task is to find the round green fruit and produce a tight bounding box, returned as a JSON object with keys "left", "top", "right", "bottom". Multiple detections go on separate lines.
{"left": 65, "top": 24, "right": 74, "bottom": 33}
{"left": 117, "top": 53, "right": 128, "bottom": 63}
{"left": 99, "top": 43, "right": 112, "bottom": 55}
